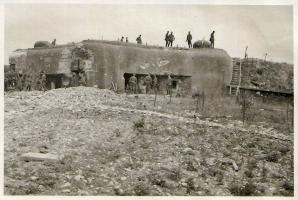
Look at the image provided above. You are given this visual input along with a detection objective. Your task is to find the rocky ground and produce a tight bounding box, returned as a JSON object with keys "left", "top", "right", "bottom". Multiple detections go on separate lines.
{"left": 4, "top": 87, "right": 294, "bottom": 196}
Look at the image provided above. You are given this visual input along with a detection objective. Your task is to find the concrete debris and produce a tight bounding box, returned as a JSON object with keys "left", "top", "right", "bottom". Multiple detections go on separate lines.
{"left": 20, "top": 152, "right": 62, "bottom": 162}
{"left": 206, "top": 158, "right": 216, "bottom": 166}
{"left": 60, "top": 182, "right": 71, "bottom": 188}
{"left": 219, "top": 158, "right": 239, "bottom": 171}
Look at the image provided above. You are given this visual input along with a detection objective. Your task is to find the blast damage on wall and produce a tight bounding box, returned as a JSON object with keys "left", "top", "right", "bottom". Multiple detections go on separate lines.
{"left": 9, "top": 40, "right": 232, "bottom": 96}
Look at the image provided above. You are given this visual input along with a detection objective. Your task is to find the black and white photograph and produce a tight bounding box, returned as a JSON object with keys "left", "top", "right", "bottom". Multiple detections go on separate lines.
{"left": 2, "top": 1, "right": 295, "bottom": 197}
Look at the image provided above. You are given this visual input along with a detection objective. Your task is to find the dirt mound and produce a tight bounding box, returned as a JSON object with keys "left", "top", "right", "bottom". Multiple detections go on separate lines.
{"left": 240, "top": 59, "right": 293, "bottom": 92}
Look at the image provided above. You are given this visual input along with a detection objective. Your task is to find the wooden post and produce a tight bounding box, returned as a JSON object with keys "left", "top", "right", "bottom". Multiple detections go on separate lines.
{"left": 154, "top": 88, "right": 157, "bottom": 107}
{"left": 169, "top": 90, "right": 172, "bottom": 104}
{"left": 286, "top": 101, "right": 289, "bottom": 123}
{"left": 195, "top": 93, "right": 199, "bottom": 113}
{"left": 242, "top": 90, "right": 246, "bottom": 124}
{"left": 202, "top": 91, "right": 205, "bottom": 112}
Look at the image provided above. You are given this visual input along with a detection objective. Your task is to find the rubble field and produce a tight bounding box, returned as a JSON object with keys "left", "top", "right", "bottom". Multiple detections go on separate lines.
{"left": 4, "top": 87, "right": 293, "bottom": 196}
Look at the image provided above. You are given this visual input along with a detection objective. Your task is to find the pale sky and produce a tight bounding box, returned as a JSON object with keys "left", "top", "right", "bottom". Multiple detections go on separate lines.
{"left": 4, "top": 4, "right": 293, "bottom": 64}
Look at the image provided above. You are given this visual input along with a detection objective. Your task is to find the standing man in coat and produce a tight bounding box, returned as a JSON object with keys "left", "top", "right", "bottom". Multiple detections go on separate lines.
{"left": 210, "top": 31, "right": 215, "bottom": 48}
{"left": 169, "top": 32, "right": 175, "bottom": 47}
{"left": 186, "top": 31, "right": 192, "bottom": 48}
{"left": 129, "top": 73, "right": 138, "bottom": 94}
{"left": 145, "top": 73, "right": 153, "bottom": 94}
{"left": 166, "top": 74, "right": 173, "bottom": 95}
{"left": 165, "top": 31, "right": 170, "bottom": 47}
{"left": 136, "top": 35, "right": 142, "bottom": 44}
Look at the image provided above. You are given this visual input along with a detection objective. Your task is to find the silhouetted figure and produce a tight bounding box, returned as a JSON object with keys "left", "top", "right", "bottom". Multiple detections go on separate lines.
{"left": 244, "top": 46, "right": 248, "bottom": 59}
{"left": 52, "top": 39, "right": 56, "bottom": 46}
{"left": 136, "top": 35, "right": 142, "bottom": 44}
{"left": 145, "top": 74, "right": 152, "bottom": 94}
{"left": 126, "top": 37, "right": 128, "bottom": 43}
{"left": 71, "top": 72, "right": 79, "bottom": 87}
{"left": 165, "top": 31, "right": 170, "bottom": 47}
{"left": 40, "top": 71, "right": 47, "bottom": 91}
{"left": 186, "top": 31, "right": 192, "bottom": 48}
{"left": 120, "top": 36, "right": 124, "bottom": 42}
{"left": 79, "top": 72, "right": 87, "bottom": 86}
{"left": 209, "top": 31, "right": 215, "bottom": 48}
{"left": 129, "top": 73, "right": 137, "bottom": 93}
{"left": 166, "top": 74, "right": 173, "bottom": 95}
{"left": 169, "top": 32, "right": 175, "bottom": 47}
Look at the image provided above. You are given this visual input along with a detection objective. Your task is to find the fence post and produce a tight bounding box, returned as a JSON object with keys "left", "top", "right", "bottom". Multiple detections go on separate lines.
{"left": 154, "top": 88, "right": 157, "bottom": 107}
{"left": 195, "top": 94, "right": 199, "bottom": 113}
{"left": 202, "top": 91, "right": 205, "bottom": 112}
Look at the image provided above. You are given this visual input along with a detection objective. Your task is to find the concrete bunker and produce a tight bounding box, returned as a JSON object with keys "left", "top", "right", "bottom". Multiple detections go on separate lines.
{"left": 9, "top": 40, "right": 232, "bottom": 96}
{"left": 123, "top": 72, "right": 191, "bottom": 96}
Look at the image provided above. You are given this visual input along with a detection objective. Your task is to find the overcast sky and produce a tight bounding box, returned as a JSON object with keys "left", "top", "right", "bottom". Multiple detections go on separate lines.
{"left": 4, "top": 4, "right": 293, "bottom": 64}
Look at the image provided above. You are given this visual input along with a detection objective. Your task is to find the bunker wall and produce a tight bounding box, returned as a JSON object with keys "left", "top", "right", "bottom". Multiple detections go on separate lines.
{"left": 83, "top": 42, "right": 232, "bottom": 96}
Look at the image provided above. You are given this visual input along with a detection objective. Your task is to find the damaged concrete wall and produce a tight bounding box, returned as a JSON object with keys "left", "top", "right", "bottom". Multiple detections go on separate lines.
{"left": 10, "top": 46, "right": 73, "bottom": 78}
{"left": 9, "top": 40, "right": 232, "bottom": 96}
{"left": 83, "top": 40, "right": 232, "bottom": 96}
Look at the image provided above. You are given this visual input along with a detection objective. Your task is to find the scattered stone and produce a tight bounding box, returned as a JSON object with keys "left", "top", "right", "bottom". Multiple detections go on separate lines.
{"left": 231, "top": 160, "right": 239, "bottom": 171}
{"left": 74, "top": 175, "right": 84, "bottom": 182}
{"left": 20, "top": 152, "right": 62, "bottom": 162}
{"left": 30, "top": 176, "right": 38, "bottom": 181}
{"left": 62, "top": 189, "right": 71, "bottom": 193}
{"left": 60, "top": 182, "right": 71, "bottom": 188}
{"left": 78, "top": 189, "right": 89, "bottom": 195}
{"left": 219, "top": 158, "right": 238, "bottom": 171}
{"left": 181, "top": 182, "right": 187, "bottom": 187}
{"left": 38, "top": 185, "right": 45, "bottom": 191}
{"left": 182, "top": 147, "right": 193, "bottom": 154}
{"left": 206, "top": 157, "right": 216, "bottom": 166}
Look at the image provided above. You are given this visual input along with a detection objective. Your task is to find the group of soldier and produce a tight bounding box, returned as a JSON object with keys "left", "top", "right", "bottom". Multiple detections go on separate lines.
{"left": 165, "top": 31, "right": 176, "bottom": 47}
{"left": 165, "top": 30, "right": 215, "bottom": 48}
{"left": 70, "top": 72, "right": 87, "bottom": 87}
{"left": 128, "top": 73, "right": 174, "bottom": 95}
{"left": 120, "top": 36, "right": 129, "bottom": 43}
{"left": 125, "top": 30, "right": 215, "bottom": 48}
{"left": 4, "top": 69, "right": 46, "bottom": 91}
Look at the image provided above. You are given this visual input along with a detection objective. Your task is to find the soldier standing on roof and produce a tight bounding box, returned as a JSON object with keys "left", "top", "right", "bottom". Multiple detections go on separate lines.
{"left": 244, "top": 46, "right": 248, "bottom": 59}
{"left": 126, "top": 37, "right": 129, "bottom": 43}
{"left": 210, "top": 31, "right": 215, "bottom": 48}
{"left": 166, "top": 74, "right": 173, "bottom": 95}
{"left": 145, "top": 73, "right": 153, "bottom": 94}
{"left": 52, "top": 39, "right": 56, "bottom": 46}
{"left": 129, "top": 73, "right": 137, "bottom": 94}
{"left": 186, "top": 31, "right": 192, "bottom": 48}
{"left": 169, "top": 32, "right": 175, "bottom": 47}
{"left": 136, "top": 35, "right": 142, "bottom": 44}
{"left": 165, "top": 31, "right": 170, "bottom": 47}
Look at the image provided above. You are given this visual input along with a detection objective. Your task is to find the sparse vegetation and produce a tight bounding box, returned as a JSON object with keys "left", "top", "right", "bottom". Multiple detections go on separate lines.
{"left": 133, "top": 117, "right": 145, "bottom": 129}
{"left": 229, "top": 181, "right": 257, "bottom": 196}
{"left": 265, "top": 151, "right": 281, "bottom": 163}
{"left": 4, "top": 87, "right": 293, "bottom": 195}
